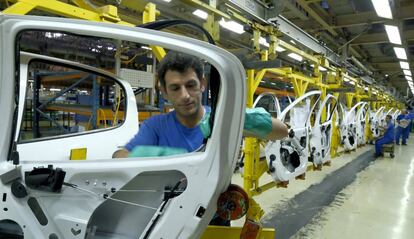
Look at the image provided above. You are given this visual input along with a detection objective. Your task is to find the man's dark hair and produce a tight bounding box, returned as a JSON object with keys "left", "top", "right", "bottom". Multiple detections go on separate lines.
{"left": 386, "top": 114, "right": 392, "bottom": 120}
{"left": 157, "top": 51, "right": 204, "bottom": 87}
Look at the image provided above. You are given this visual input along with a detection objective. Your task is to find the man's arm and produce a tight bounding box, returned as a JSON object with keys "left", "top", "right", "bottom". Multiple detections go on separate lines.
{"left": 243, "top": 117, "right": 289, "bottom": 140}
{"left": 112, "top": 120, "right": 159, "bottom": 158}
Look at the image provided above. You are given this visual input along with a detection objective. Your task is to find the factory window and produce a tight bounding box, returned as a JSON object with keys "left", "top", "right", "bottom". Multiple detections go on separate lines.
{"left": 18, "top": 61, "right": 126, "bottom": 142}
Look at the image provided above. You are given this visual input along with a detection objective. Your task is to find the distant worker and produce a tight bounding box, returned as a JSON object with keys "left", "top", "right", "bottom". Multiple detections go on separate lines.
{"left": 375, "top": 114, "right": 394, "bottom": 158}
{"left": 395, "top": 109, "right": 410, "bottom": 145}
{"left": 407, "top": 110, "right": 414, "bottom": 138}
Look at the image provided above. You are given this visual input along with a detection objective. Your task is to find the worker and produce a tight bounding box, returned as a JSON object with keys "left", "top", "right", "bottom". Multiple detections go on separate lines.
{"left": 407, "top": 109, "right": 414, "bottom": 137}
{"left": 113, "top": 51, "right": 288, "bottom": 226}
{"left": 375, "top": 114, "right": 395, "bottom": 157}
{"left": 114, "top": 51, "right": 289, "bottom": 158}
{"left": 395, "top": 109, "right": 410, "bottom": 145}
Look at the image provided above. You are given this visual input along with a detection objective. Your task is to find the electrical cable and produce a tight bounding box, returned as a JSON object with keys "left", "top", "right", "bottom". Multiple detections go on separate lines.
{"left": 62, "top": 182, "right": 158, "bottom": 210}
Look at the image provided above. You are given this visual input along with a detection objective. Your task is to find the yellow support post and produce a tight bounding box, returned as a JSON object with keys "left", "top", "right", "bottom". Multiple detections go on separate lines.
{"left": 242, "top": 69, "right": 275, "bottom": 239}
{"left": 142, "top": 3, "right": 166, "bottom": 61}
{"left": 345, "top": 93, "right": 354, "bottom": 109}
{"left": 253, "top": 29, "right": 261, "bottom": 53}
{"left": 291, "top": 76, "right": 310, "bottom": 96}
{"left": 246, "top": 69, "right": 255, "bottom": 108}
{"left": 330, "top": 92, "right": 340, "bottom": 157}
{"left": 203, "top": 12, "right": 220, "bottom": 42}
{"left": 320, "top": 85, "right": 327, "bottom": 122}
{"left": 201, "top": 225, "right": 274, "bottom": 239}
{"left": 244, "top": 69, "right": 258, "bottom": 198}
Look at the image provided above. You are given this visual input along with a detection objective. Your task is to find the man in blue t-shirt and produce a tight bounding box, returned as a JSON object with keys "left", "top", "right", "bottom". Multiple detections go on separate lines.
{"left": 112, "top": 51, "right": 208, "bottom": 158}
{"left": 375, "top": 114, "right": 394, "bottom": 157}
{"left": 114, "top": 51, "right": 288, "bottom": 158}
{"left": 395, "top": 109, "right": 409, "bottom": 145}
{"left": 113, "top": 51, "right": 288, "bottom": 226}
{"left": 125, "top": 52, "right": 208, "bottom": 153}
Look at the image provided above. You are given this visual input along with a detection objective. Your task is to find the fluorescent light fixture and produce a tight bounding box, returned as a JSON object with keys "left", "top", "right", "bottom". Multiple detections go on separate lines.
{"left": 404, "top": 70, "right": 412, "bottom": 76}
{"left": 364, "top": 86, "right": 369, "bottom": 91}
{"left": 290, "top": 40, "right": 296, "bottom": 45}
{"left": 406, "top": 76, "right": 412, "bottom": 81}
{"left": 162, "top": 0, "right": 172, "bottom": 2}
{"left": 288, "top": 53, "right": 303, "bottom": 62}
{"left": 385, "top": 25, "right": 402, "bottom": 45}
{"left": 276, "top": 46, "right": 286, "bottom": 52}
{"left": 259, "top": 37, "right": 286, "bottom": 52}
{"left": 259, "top": 37, "right": 269, "bottom": 47}
{"left": 107, "top": 46, "right": 114, "bottom": 50}
{"left": 141, "top": 46, "right": 151, "bottom": 50}
{"left": 349, "top": 81, "right": 355, "bottom": 85}
{"left": 343, "top": 77, "right": 350, "bottom": 82}
{"left": 50, "top": 88, "right": 61, "bottom": 92}
{"left": 400, "top": 61, "right": 410, "bottom": 69}
{"left": 219, "top": 18, "right": 245, "bottom": 34}
{"left": 371, "top": 0, "right": 393, "bottom": 19}
{"left": 393, "top": 47, "right": 407, "bottom": 59}
{"left": 193, "top": 9, "right": 208, "bottom": 20}
{"left": 310, "top": 64, "right": 327, "bottom": 71}
{"left": 271, "top": 82, "right": 276, "bottom": 85}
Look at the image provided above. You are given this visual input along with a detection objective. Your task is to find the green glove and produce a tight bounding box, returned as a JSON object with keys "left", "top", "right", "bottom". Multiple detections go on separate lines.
{"left": 199, "top": 107, "right": 272, "bottom": 139}
{"left": 244, "top": 107, "right": 272, "bottom": 138}
{"left": 199, "top": 111, "right": 212, "bottom": 138}
{"left": 128, "top": 145, "right": 187, "bottom": 157}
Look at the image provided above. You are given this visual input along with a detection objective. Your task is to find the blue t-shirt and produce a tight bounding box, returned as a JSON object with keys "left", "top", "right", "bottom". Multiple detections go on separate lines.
{"left": 397, "top": 114, "right": 410, "bottom": 128}
{"left": 383, "top": 122, "right": 395, "bottom": 140}
{"left": 125, "top": 106, "right": 210, "bottom": 152}
{"left": 397, "top": 114, "right": 411, "bottom": 121}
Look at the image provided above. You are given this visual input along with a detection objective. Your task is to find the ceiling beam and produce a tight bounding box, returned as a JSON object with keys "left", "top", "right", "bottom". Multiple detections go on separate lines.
{"left": 370, "top": 56, "right": 399, "bottom": 63}
{"left": 334, "top": 4, "right": 414, "bottom": 28}
{"left": 371, "top": 62, "right": 414, "bottom": 71}
{"left": 350, "top": 29, "right": 414, "bottom": 45}
{"left": 292, "top": 0, "right": 365, "bottom": 59}
{"left": 295, "top": 0, "right": 337, "bottom": 36}
{"left": 282, "top": 0, "right": 310, "bottom": 21}
{"left": 351, "top": 32, "right": 388, "bottom": 45}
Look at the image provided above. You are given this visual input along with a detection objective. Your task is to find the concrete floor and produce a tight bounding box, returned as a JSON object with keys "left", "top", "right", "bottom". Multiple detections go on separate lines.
{"left": 232, "top": 135, "right": 414, "bottom": 239}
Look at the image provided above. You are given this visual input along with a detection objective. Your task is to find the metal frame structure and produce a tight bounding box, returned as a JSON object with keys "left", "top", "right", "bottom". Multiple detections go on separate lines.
{"left": 1, "top": 1, "right": 406, "bottom": 238}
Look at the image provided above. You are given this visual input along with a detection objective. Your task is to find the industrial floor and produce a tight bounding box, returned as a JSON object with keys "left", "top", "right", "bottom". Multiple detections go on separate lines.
{"left": 232, "top": 134, "right": 414, "bottom": 239}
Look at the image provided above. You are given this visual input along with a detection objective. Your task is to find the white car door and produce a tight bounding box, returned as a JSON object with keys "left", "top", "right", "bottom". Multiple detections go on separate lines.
{"left": 309, "top": 94, "right": 337, "bottom": 166}
{"left": 0, "top": 14, "right": 245, "bottom": 239}
{"left": 265, "top": 91, "right": 321, "bottom": 182}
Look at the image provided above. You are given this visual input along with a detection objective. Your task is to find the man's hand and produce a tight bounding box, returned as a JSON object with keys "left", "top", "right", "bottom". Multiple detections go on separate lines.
{"left": 112, "top": 149, "right": 129, "bottom": 158}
